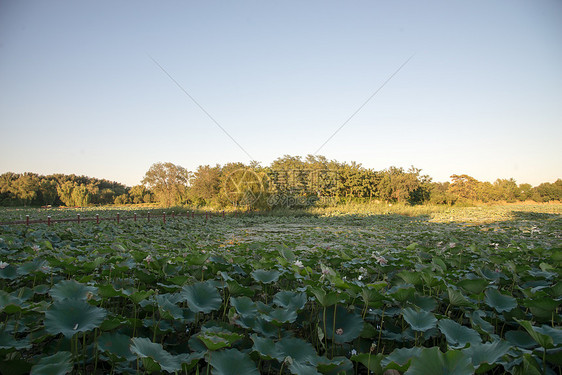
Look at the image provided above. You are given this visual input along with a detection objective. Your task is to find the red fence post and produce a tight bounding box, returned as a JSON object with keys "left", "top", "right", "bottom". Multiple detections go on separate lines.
{"left": 163, "top": 212, "right": 166, "bottom": 224}
{"left": 47, "top": 216, "right": 51, "bottom": 226}
{"left": 117, "top": 213, "right": 120, "bottom": 224}
{"left": 26, "top": 215, "right": 29, "bottom": 226}
{"left": 96, "top": 214, "right": 99, "bottom": 224}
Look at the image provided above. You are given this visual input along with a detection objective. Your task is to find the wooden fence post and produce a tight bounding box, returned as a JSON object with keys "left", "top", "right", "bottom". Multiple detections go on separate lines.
{"left": 26, "top": 215, "right": 29, "bottom": 226}
{"left": 147, "top": 212, "right": 150, "bottom": 222}
{"left": 117, "top": 213, "right": 120, "bottom": 224}
{"left": 163, "top": 212, "right": 166, "bottom": 224}
{"left": 77, "top": 214, "right": 80, "bottom": 224}
{"left": 47, "top": 216, "right": 51, "bottom": 226}
{"left": 134, "top": 213, "right": 137, "bottom": 222}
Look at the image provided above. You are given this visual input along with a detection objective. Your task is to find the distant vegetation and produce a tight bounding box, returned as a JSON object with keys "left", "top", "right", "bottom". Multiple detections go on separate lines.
{"left": 1, "top": 155, "right": 560, "bottom": 208}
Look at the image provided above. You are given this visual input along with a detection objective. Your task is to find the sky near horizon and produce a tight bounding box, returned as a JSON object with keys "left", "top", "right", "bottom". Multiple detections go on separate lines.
{"left": 1, "top": 1, "right": 561, "bottom": 187}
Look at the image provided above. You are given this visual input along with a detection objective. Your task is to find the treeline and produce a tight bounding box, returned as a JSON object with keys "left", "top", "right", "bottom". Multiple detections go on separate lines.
{"left": 0, "top": 172, "right": 139, "bottom": 207}
{"left": 1, "top": 155, "right": 561, "bottom": 208}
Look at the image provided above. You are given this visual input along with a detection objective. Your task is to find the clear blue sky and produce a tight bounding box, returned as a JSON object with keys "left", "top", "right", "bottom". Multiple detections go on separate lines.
{"left": 1, "top": 0, "right": 561, "bottom": 187}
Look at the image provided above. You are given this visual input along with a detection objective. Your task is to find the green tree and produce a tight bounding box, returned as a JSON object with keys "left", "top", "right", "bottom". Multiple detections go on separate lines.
{"left": 129, "top": 185, "right": 151, "bottom": 204}
{"left": 57, "top": 181, "right": 75, "bottom": 206}
{"left": 190, "top": 165, "right": 221, "bottom": 203}
{"left": 39, "top": 179, "right": 58, "bottom": 206}
{"left": 449, "top": 174, "right": 479, "bottom": 201}
{"left": 142, "top": 162, "right": 190, "bottom": 207}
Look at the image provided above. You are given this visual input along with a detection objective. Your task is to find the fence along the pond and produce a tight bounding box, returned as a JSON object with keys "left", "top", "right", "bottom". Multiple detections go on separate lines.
{"left": 0, "top": 210, "right": 236, "bottom": 226}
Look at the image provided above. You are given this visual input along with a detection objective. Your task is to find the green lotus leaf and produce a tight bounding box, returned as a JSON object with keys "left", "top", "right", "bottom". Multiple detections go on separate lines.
{"left": 97, "top": 332, "right": 136, "bottom": 362}
{"left": 251, "top": 269, "right": 281, "bottom": 284}
{"left": 263, "top": 308, "right": 298, "bottom": 324}
{"left": 239, "top": 315, "right": 278, "bottom": 338}
{"left": 30, "top": 351, "right": 73, "bottom": 375}
{"left": 315, "top": 356, "right": 353, "bottom": 374}
{"left": 522, "top": 297, "right": 560, "bottom": 321}
{"left": 361, "top": 287, "right": 386, "bottom": 308}
{"left": 230, "top": 296, "right": 258, "bottom": 317}
{"left": 186, "top": 253, "right": 209, "bottom": 266}
{"left": 250, "top": 334, "right": 279, "bottom": 360}
{"left": 457, "top": 278, "right": 489, "bottom": 295}
{"left": 97, "top": 284, "right": 123, "bottom": 298}
{"left": 50, "top": 280, "right": 97, "bottom": 301}
{"left": 276, "top": 336, "right": 318, "bottom": 364}
{"left": 381, "top": 346, "right": 423, "bottom": 372}
{"left": 402, "top": 307, "right": 437, "bottom": 332}
{"left": 462, "top": 340, "right": 511, "bottom": 371}
{"left": 438, "top": 319, "right": 481, "bottom": 349}
{"left": 412, "top": 294, "right": 437, "bottom": 311}
{"left": 198, "top": 334, "right": 230, "bottom": 351}
{"left": 227, "top": 280, "right": 255, "bottom": 297}
{"left": 156, "top": 294, "right": 184, "bottom": 320}
{"left": 44, "top": 299, "right": 107, "bottom": 338}
{"left": 273, "top": 291, "right": 307, "bottom": 311}
{"left": 0, "top": 264, "right": 18, "bottom": 279}
{"left": 516, "top": 319, "right": 562, "bottom": 349}
{"left": 17, "top": 259, "right": 48, "bottom": 276}
{"left": 351, "top": 352, "right": 384, "bottom": 373}
{"left": 321, "top": 305, "right": 364, "bottom": 343}
{"left": 0, "top": 290, "right": 22, "bottom": 313}
{"left": 388, "top": 284, "right": 415, "bottom": 303}
{"left": 405, "top": 347, "right": 474, "bottom": 375}
{"left": 181, "top": 281, "right": 222, "bottom": 313}
{"left": 128, "top": 289, "right": 155, "bottom": 304}
{"left": 0, "top": 331, "right": 31, "bottom": 350}
{"left": 470, "top": 311, "right": 494, "bottom": 335}
{"left": 447, "top": 287, "right": 474, "bottom": 307}
{"left": 485, "top": 288, "right": 517, "bottom": 313}
{"left": 209, "top": 348, "right": 260, "bottom": 375}
{"left": 309, "top": 287, "right": 340, "bottom": 307}
{"left": 130, "top": 337, "right": 181, "bottom": 373}
{"left": 398, "top": 270, "right": 421, "bottom": 285}
{"left": 197, "top": 326, "right": 244, "bottom": 351}
{"left": 288, "top": 361, "right": 321, "bottom": 375}
{"left": 505, "top": 330, "right": 537, "bottom": 349}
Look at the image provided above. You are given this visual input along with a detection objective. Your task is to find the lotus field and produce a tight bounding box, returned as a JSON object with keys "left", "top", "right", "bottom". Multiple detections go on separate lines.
{"left": 0, "top": 205, "right": 561, "bottom": 374}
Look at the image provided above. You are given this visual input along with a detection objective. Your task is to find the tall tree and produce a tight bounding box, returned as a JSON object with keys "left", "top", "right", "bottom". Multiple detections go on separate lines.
{"left": 142, "top": 162, "right": 190, "bottom": 207}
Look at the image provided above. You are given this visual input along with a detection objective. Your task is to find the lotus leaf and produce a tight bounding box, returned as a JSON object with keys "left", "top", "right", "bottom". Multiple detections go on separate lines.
{"left": 230, "top": 296, "right": 258, "bottom": 317}
{"left": 44, "top": 299, "right": 107, "bottom": 338}
{"left": 322, "top": 305, "right": 364, "bottom": 343}
{"left": 273, "top": 290, "right": 307, "bottom": 310}
{"left": 130, "top": 337, "right": 181, "bottom": 373}
{"left": 485, "top": 288, "right": 517, "bottom": 313}
{"left": 276, "top": 336, "right": 318, "bottom": 364}
{"left": 97, "top": 332, "right": 136, "bottom": 362}
{"left": 402, "top": 307, "right": 437, "bottom": 332}
{"left": 30, "top": 351, "right": 73, "bottom": 375}
{"left": 209, "top": 348, "right": 260, "bottom": 375}
{"left": 405, "top": 347, "right": 474, "bottom": 375}
{"left": 438, "top": 319, "right": 481, "bottom": 349}
{"left": 50, "top": 279, "right": 98, "bottom": 301}
{"left": 250, "top": 334, "right": 279, "bottom": 360}
{"left": 181, "top": 281, "right": 222, "bottom": 313}
{"left": 251, "top": 269, "right": 281, "bottom": 284}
